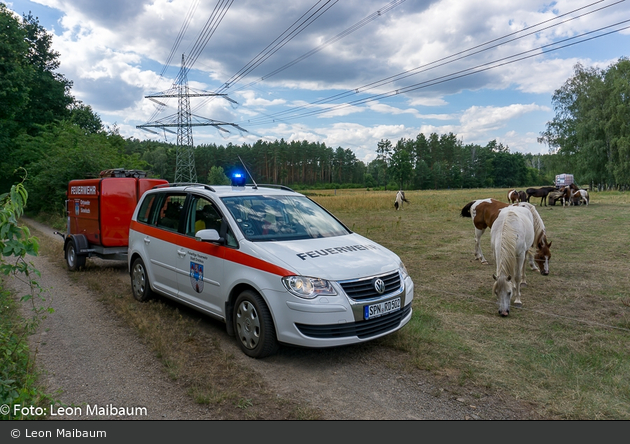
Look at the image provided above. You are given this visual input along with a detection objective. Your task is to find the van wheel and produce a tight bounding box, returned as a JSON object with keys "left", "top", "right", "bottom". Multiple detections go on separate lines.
{"left": 234, "top": 290, "right": 278, "bottom": 358}
{"left": 131, "top": 258, "right": 154, "bottom": 302}
{"left": 66, "top": 241, "right": 86, "bottom": 271}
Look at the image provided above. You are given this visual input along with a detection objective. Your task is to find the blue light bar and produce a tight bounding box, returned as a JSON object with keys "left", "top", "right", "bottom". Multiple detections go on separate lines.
{"left": 231, "top": 172, "right": 246, "bottom": 187}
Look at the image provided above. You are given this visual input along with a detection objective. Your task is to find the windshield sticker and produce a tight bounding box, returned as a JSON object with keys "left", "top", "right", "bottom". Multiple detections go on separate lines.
{"left": 190, "top": 261, "right": 204, "bottom": 293}
{"left": 296, "top": 244, "right": 379, "bottom": 260}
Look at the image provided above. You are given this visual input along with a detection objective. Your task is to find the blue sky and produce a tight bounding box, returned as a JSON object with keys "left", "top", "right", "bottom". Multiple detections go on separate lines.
{"left": 6, "top": 0, "right": 630, "bottom": 163}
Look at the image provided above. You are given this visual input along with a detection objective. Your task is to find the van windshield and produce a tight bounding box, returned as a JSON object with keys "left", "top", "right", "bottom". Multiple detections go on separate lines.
{"left": 221, "top": 195, "right": 350, "bottom": 242}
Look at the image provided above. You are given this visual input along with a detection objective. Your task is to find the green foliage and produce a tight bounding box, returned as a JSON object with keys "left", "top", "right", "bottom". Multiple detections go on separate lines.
{"left": 15, "top": 122, "right": 147, "bottom": 213}
{"left": 539, "top": 58, "right": 630, "bottom": 188}
{"left": 0, "top": 4, "right": 75, "bottom": 192}
{"left": 0, "top": 4, "right": 31, "bottom": 122}
{"left": 207, "top": 165, "right": 231, "bottom": 185}
{"left": 69, "top": 101, "right": 103, "bottom": 134}
{"left": 0, "top": 174, "right": 57, "bottom": 419}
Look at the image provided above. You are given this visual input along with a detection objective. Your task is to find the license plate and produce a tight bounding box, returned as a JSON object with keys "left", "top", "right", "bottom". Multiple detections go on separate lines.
{"left": 364, "top": 297, "right": 401, "bottom": 320}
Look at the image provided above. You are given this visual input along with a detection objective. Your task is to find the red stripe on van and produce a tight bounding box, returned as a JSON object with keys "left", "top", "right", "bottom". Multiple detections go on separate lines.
{"left": 130, "top": 221, "right": 294, "bottom": 276}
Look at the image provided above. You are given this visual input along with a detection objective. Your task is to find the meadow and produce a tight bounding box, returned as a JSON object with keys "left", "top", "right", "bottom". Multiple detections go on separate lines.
{"left": 308, "top": 187, "right": 630, "bottom": 420}
{"left": 29, "top": 186, "right": 630, "bottom": 419}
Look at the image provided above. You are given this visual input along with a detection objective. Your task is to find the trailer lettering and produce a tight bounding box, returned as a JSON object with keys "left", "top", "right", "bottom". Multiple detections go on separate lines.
{"left": 70, "top": 185, "right": 97, "bottom": 195}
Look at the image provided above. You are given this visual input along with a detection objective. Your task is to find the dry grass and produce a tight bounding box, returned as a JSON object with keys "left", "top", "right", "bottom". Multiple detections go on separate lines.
{"left": 29, "top": 187, "right": 630, "bottom": 419}
{"left": 313, "top": 187, "right": 630, "bottom": 419}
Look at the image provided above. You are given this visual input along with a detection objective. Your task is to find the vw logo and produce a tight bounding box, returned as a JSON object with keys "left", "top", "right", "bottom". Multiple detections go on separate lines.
{"left": 373, "top": 278, "right": 386, "bottom": 294}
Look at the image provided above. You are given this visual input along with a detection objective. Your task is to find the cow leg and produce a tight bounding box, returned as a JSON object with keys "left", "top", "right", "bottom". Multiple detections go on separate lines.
{"left": 474, "top": 227, "right": 488, "bottom": 264}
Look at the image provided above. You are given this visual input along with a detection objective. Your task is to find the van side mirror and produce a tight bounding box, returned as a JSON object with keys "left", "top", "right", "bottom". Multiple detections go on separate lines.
{"left": 195, "top": 229, "right": 225, "bottom": 245}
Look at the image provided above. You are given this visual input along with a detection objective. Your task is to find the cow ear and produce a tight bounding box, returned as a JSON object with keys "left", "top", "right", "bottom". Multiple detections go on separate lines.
{"left": 492, "top": 273, "right": 497, "bottom": 281}
{"left": 548, "top": 241, "right": 552, "bottom": 247}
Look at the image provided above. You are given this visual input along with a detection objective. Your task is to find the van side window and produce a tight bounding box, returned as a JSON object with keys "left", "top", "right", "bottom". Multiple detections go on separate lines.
{"left": 185, "top": 196, "right": 222, "bottom": 236}
{"left": 155, "top": 194, "right": 186, "bottom": 232}
{"left": 185, "top": 195, "right": 238, "bottom": 248}
{"left": 137, "top": 194, "right": 156, "bottom": 224}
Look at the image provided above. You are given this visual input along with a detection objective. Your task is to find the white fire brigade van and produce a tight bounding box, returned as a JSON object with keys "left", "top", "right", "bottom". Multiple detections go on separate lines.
{"left": 128, "top": 181, "right": 414, "bottom": 358}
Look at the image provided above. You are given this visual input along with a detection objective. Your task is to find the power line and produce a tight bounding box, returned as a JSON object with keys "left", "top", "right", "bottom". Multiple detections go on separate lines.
{"left": 191, "top": 0, "right": 407, "bottom": 114}
{"left": 243, "top": 0, "right": 625, "bottom": 125}
{"left": 175, "top": 0, "right": 234, "bottom": 85}
{"left": 215, "top": 0, "right": 339, "bottom": 95}
{"left": 246, "top": 19, "right": 630, "bottom": 125}
{"left": 160, "top": 0, "right": 200, "bottom": 78}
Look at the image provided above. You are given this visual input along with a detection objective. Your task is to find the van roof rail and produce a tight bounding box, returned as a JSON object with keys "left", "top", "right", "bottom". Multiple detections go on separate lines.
{"left": 153, "top": 183, "right": 216, "bottom": 192}
{"left": 254, "top": 184, "right": 295, "bottom": 192}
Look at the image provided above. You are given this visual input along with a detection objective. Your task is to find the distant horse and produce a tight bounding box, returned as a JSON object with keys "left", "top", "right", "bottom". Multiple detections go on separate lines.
{"left": 571, "top": 189, "right": 589, "bottom": 205}
{"left": 526, "top": 186, "right": 556, "bottom": 206}
{"left": 559, "top": 186, "right": 580, "bottom": 206}
{"left": 460, "top": 198, "right": 552, "bottom": 277}
{"left": 491, "top": 205, "right": 535, "bottom": 316}
{"left": 547, "top": 190, "right": 565, "bottom": 206}
{"left": 517, "top": 191, "right": 528, "bottom": 202}
{"left": 394, "top": 190, "right": 409, "bottom": 210}
{"left": 507, "top": 189, "right": 519, "bottom": 203}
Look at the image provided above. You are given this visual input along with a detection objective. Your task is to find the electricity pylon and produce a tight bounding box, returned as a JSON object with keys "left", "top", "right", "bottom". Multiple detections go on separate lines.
{"left": 137, "top": 54, "right": 247, "bottom": 183}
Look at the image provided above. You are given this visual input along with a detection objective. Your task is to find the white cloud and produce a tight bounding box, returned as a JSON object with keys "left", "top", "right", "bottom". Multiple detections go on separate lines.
{"left": 459, "top": 103, "right": 549, "bottom": 137}
{"left": 237, "top": 90, "right": 286, "bottom": 107}
{"left": 7, "top": 0, "right": 629, "bottom": 159}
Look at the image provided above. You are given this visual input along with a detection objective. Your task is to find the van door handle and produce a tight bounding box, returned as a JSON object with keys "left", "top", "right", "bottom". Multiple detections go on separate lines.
{"left": 177, "top": 249, "right": 187, "bottom": 257}
{"left": 144, "top": 236, "right": 151, "bottom": 244}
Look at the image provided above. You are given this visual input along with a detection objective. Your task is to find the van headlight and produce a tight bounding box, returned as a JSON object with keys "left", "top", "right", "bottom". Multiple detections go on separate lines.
{"left": 282, "top": 276, "right": 337, "bottom": 299}
{"left": 400, "top": 261, "right": 409, "bottom": 279}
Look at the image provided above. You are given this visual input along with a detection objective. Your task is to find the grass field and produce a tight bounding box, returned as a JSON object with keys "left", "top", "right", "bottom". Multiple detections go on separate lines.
{"left": 307, "top": 187, "right": 630, "bottom": 419}
{"left": 30, "top": 187, "right": 630, "bottom": 419}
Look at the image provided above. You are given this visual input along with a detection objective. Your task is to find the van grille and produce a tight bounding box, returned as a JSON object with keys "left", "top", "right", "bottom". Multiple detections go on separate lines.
{"left": 339, "top": 271, "right": 401, "bottom": 301}
{"left": 295, "top": 304, "right": 411, "bottom": 339}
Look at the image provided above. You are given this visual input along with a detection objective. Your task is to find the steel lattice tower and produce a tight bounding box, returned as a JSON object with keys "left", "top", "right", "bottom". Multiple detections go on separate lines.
{"left": 137, "top": 54, "right": 247, "bottom": 184}
{"left": 175, "top": 57, "right": 196, "bottom": 183}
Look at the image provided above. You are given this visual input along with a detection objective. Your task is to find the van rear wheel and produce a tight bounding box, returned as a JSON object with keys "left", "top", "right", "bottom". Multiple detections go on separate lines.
{"left": 234, "top": 290, "right": 278, "bottom": 358}
{"left": 131, "top": 258, "right": 154, "bottom": 302}
{"left": 66, "top": 241, "right": 86, "bottom": 271}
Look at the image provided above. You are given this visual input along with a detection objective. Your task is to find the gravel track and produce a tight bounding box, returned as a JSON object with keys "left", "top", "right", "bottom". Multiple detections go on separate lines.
{"left": 6, "top": 218, "right": 543, "bottom": 420}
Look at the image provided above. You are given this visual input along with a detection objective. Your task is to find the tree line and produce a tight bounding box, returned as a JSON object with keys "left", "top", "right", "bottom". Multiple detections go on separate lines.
{"left": 1, "top": 4, "right": 628, "bottom": 216}
{"left": 538, "top": 58, "right": 630, "bottom": 191}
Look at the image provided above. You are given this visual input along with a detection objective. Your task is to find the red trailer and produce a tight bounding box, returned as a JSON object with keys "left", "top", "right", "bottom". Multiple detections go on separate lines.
{"left": 56, "top": 169, "right": 168, "bottom": 270}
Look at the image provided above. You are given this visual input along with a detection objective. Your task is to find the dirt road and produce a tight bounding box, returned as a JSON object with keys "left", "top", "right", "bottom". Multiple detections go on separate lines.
{"left": 6, "top": 218, "right": 542, "bottom": 420}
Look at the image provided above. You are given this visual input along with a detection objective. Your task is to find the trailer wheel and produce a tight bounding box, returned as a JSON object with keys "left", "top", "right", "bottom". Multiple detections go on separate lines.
{"left": 66, "top": 241, "right": 86, "bottom": 271}
{"left": 234, "top": 290, "right": 278, "bottom": 358}
{"left": 131, "top": 257, "right": 154, "bottom": 302}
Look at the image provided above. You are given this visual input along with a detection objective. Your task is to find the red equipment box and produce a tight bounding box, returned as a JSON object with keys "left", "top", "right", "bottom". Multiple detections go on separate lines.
{"left": 67, "top": 172, "right": 167, "bottom": 248}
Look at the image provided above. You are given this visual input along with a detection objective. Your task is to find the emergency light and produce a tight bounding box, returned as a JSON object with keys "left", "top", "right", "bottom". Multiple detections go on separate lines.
{"left": 231, "top": 172, "right": 246, "bottom": 187}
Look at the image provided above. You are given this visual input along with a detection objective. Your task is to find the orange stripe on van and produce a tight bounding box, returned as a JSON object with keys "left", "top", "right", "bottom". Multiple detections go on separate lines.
{"left": 130, "top": 221, "right": 294, "bottom": 276}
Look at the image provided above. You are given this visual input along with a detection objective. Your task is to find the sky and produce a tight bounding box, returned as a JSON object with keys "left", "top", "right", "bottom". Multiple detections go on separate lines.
{"left": 5, "top": 0, "right": 630, "bottom": 163}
